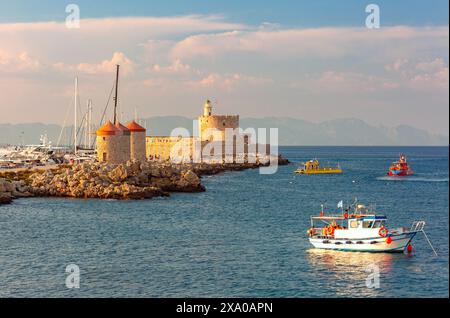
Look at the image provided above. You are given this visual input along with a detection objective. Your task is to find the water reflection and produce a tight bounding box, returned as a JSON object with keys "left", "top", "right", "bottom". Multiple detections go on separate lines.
{"left": 306, "top": 249, "right": 399, "bottom": 297}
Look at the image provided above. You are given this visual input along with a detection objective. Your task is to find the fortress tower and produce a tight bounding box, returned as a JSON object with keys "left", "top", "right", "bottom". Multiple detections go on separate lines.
{"left": 198, "top": 100, "right": 239, "bottom": 142}
{"left": 96, "top": 121, "right": 121, "bottom": 163}
{"left": 127, "top": 121, "right": 147, "bottom": 161}
{"left": 115, "top": 122, "right": 131, "bottom": 162}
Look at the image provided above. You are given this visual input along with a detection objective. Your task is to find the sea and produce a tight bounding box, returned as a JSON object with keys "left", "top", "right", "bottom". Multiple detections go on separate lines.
{"left": 0, "top": 146, "right": 448, "bottom": 298}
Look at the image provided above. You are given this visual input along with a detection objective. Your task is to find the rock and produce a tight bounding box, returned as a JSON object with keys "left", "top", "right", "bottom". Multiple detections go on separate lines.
{"left": 126, "top": 160, "right": 141, "bottom": 176}
{"left": 0, "top": 179, "right": 15, "bottom": 193}
{"left": 108, "top": 165, "right": 128, "bottom": 182}
{"left": 137, "top": 172, "right": 149, "bottom": 185}
{"left": 0, "top": 193, "right": 13, "bottom": 204}
{"left": 182, "top": 170, "right": 200, "bottom": 186}
{"left": 0, "top": 182, "right": 6, "bottom": 193}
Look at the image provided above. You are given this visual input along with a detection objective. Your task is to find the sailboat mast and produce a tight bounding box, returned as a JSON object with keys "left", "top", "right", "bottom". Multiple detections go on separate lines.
{"left": 88, "top": 99, "right": 92, "bottom": 148}
{"left": 74, "top": 76, "right": 78, "bottom": 155}
{"left": 113, "top": 64, "right": 120, "bottom": 124}
{"left": 85, "top": 100, "right": 89, "bottom": 148}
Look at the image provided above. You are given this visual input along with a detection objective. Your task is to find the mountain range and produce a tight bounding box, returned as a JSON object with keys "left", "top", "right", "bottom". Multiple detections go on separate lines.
{"left": 0, "top": 117, "right": 448, "bottom": 146}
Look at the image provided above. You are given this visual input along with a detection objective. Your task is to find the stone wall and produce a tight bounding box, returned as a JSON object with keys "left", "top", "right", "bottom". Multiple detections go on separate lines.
{"left": 146, "top": 136, "right": 195, "bottom": 161}
{"left": 145, "top": 136, "right": 270, "bottom": 163}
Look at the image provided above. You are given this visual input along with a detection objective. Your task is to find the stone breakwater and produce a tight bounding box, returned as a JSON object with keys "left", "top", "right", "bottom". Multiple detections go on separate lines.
{"left": 0, "top": 156, "right": 289, "bottom": 204}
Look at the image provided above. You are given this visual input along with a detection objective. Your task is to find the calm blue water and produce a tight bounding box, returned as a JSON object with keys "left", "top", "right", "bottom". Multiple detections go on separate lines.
{"left": 0, "top": 146, "right": 448, "bottom": 298}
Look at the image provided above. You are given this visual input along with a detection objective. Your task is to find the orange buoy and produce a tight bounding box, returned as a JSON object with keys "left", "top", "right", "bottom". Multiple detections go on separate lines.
{"left": 407, "top": 244, "right": 413, "bottom": 253}
{"left": 386, "top": 236, "right": 392, "bottom": 244}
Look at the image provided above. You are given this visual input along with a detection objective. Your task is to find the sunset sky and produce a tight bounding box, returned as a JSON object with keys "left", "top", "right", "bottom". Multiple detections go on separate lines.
{"left": 0, "top": 0, "right": 448, "bottom": 135}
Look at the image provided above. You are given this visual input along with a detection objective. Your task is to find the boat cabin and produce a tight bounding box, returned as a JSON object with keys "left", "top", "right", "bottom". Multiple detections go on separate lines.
{"left": 303, "top": 160, "right": 320, "bottom": 171}
{"left": 335, "top": 215, "right": 386, "bottom": 239}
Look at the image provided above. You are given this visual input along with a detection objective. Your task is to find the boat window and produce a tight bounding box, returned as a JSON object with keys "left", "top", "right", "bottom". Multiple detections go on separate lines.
{"left": 363, "top": 221, "right": 374, "bottom": 228}
{"left": 373, "top": 220, "right": 385, "bottom": 228}
{"left": 350, "top": 220, "right": 358, "bottom": 228}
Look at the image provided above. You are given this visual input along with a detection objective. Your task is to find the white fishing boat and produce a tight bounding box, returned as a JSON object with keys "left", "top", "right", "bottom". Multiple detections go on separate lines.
{"left": 306, "top": 201, "right": 433, "bottom": 253}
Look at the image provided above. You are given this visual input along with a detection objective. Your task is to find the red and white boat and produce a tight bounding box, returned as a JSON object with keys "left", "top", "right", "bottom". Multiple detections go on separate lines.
{"left": 387, "top": 153, "right": 413, "bottom": 176}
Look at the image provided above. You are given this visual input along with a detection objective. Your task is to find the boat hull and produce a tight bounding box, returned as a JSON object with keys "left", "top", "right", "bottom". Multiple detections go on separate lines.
{"left": 295, "top": 169, "right": 342, "bottom": 175}
{"left": 387, "top": 169, "right": 413, "bottom": 177}
{"left": 309, "top": 232, "right": 417, "bottom": 253}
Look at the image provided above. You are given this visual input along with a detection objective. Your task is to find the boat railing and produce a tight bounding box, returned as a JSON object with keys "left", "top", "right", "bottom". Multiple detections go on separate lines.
{"left": 410, "top": 221, "right": 425, "bottom": 232}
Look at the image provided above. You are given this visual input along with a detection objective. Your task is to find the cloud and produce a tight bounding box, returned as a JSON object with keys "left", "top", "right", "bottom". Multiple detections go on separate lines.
{"left": 416, "top": 58, "right": 447, "bottom": 72}
{"left": 0, "top": 50, "right": 41, "bottom": 73}
{"left": 142, "top": 72, "right": 273, "bottom": 94}
{"left": 53, "top": 52, "right": 135, "bottom": 75}
{"left": 384, "top": 58, "right": 449, "bottom": 91}
{"left": 0, "top": 15, "right": 244, "bottom": 70}
{"left": 170, "top": 26, "right": 449, "bottom": 61}
{"left": 0, "top": 15, "right": 244, "bottom": 35}
{"left": 150, "top": 59, "right": 194, "bottom": 75}
{"left": 290, "top": 71, "right": 393, "bottom": 94}
{"left": 189, "top": 73, "right": 273, "bottom": 91}
{"left": 0, "top": 15, "right": 448, "bottom": 134}
{"left": 410, "top": 60, "right": 449, "bottom": 90}
{"left": 385, "top": 59, "right": 409, "bottom": 72}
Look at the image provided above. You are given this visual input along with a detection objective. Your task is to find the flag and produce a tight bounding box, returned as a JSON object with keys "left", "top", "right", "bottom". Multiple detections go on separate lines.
{"left": 337, "top": 200, "right": 343, "bottom": 209}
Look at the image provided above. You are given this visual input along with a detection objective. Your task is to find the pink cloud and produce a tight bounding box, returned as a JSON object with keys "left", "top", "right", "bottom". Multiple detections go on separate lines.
{"left": 151, "top": 59, "right": 195, "bottom": 75}
{"left": 0, "top": 50, "right": 41, "bottom": 73}
{"left": 53, "top": 52, "right": 134, "bottom": 75}
{"left": 170, "top": 26, "right": 448, "bottom": 60}
{"left": 190, "top": 73, "right": 273, "bottom": 90}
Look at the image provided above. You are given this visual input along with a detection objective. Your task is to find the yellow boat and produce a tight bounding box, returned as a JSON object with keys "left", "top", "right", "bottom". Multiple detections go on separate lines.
{"left": 295, "top": 159, "right": 343, "bottom": 174}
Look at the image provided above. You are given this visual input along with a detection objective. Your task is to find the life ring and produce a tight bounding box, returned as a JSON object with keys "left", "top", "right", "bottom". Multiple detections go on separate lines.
{"left": 379, "top": 226, "right": 388, "bottom": 237}
{"left": 326, "top": 226, "right": 335, "bottom": 236}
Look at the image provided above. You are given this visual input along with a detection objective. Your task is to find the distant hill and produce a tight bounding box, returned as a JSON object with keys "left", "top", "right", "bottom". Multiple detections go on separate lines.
{"left": 0, "top": 117, "right": 448, "bottom": 146}
{"left": 239, "top": 118, "right": 449, "bottom": 146}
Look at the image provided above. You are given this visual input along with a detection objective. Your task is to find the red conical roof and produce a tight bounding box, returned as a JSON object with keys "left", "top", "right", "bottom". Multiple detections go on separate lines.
{"left": 96, "top": 121, "right": 120, "bottom": 136}
{"left": 115, "top": 122, "right": 131, "bottom": 135}
{"left": 127, "top": 120, "right": 146, "bottom": 132}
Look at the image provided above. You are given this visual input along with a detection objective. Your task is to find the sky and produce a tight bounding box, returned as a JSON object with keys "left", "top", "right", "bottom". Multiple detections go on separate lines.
{"left": 0, "top": 0, "right": 448, "bottom": 135}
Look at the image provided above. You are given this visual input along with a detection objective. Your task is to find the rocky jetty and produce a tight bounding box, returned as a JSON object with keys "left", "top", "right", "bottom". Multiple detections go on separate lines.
{"left": 0, "top": 155, "right": 289, "bottom": 204}
{"left": 0, "top": 178, "right": 33, "bottom": 204}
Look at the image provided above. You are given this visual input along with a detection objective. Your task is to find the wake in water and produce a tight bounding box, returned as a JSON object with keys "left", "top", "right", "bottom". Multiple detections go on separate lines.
{"left": 376, "top": 175, "right": 449, "bottom": 182}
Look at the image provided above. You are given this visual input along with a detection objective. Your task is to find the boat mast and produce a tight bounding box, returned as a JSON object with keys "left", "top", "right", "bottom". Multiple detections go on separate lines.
{"left": 84, "top": 100, "right": 89, "bottom": 148}
{"left": 74, "top": 76, "right": 78, "bottom": 155}
{"left": 88, "top": 99, "right": 92, "bottom": 149}
{"left": 113, "top": 64, "right": 120, "bottom": 124}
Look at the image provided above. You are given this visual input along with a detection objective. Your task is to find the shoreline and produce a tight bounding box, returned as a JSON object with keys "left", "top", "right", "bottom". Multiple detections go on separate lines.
{"left": 0, "top": 156, "right": 290, "bottom": 205}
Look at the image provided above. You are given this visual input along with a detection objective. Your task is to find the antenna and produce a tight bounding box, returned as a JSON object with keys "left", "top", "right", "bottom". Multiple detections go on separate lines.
{"left": 113, "top": 64, "right": 120, "bottom": 124}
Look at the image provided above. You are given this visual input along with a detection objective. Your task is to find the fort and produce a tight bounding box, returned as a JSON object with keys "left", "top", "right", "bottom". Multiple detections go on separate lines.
{"left": 96, "top": 99, "right": 270, "bottom": 164}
